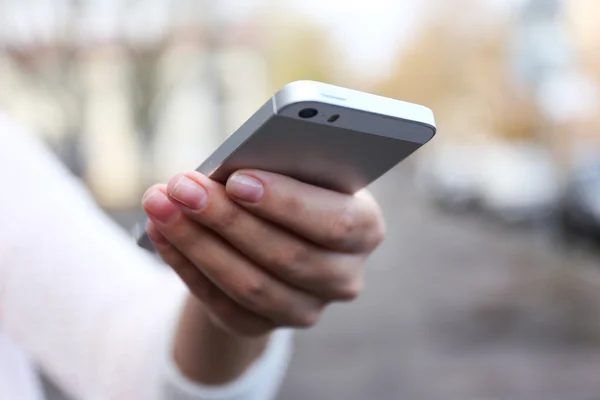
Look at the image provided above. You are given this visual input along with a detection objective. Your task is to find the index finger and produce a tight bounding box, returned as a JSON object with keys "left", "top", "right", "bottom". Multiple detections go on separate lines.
{"left": 225, "top": 170, "right": 386, "bottom": 253}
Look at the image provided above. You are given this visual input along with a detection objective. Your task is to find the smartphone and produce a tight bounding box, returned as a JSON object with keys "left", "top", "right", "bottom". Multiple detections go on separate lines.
{"left": 136, "top": 80, "right": 436, "bottom": 251}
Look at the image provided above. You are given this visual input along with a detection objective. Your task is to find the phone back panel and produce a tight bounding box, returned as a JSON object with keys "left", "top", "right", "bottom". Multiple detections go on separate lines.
{"left": 208, "top": 115, "right": 423, "bottom": 194}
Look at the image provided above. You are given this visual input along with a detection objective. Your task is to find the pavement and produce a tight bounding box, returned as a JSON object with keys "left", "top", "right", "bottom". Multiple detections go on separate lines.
{"left": 44, "top": 164, "right": 600, "bottom": 399}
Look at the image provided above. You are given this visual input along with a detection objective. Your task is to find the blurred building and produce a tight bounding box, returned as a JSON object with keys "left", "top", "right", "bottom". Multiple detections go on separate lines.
{"left": 0, "top": 0, "right": 271, "bottom": 210}
{"left": 563, "top": 0, "right": 600, "bottom": 154}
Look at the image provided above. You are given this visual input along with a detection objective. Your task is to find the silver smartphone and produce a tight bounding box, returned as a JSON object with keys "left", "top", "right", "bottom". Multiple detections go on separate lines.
{"left": 136, "top": 80, "right": 436, "bottom": 251}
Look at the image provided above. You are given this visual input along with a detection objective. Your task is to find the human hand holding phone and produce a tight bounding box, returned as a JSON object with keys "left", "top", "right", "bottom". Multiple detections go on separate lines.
{"left": 137, "top": 81, "right": 433, "bottom": 384}
{"left": 143, "top": 169, "right": 385, "bottom": 337}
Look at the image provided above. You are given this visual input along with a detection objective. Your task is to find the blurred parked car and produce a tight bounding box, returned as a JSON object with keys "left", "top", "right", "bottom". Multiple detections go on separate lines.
{"left": 416, "top": 139, "right": 561, "bottom": 224}
{"left": 558, "top": 150, "right": 600, "bottom": 246}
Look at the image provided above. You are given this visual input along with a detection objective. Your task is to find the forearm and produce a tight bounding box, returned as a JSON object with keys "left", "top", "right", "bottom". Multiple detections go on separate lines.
{"left": 173, "top": 295, "right": 270, "bottom": 385}
{"left": 0, "top": 113, "right": 292, "bottom": 400}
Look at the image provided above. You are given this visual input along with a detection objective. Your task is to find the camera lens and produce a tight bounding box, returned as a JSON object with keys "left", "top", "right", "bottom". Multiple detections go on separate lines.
{"left": 298, "top": 108, "right": 318, "bottom": 119}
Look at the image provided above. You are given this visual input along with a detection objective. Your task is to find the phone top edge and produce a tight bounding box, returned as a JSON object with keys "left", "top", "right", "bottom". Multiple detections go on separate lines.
{"left": 273, "top": 80, "right": 436, "bottom": 145}
{"left": 273, "top": 80, "right": 436, "bottom": 131}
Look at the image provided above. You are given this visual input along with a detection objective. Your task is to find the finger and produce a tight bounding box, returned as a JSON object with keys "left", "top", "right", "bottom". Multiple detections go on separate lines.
{"left": 142, "top": 188, "right": 324, "bottom": 328}
{"left": 225, "top": 170, "right": 386, "bottom": 253}
{"left": 164, "top": 172, "right": 362, "bottom": 300}
{"left": 146, "top": 219, "right": 274, "bottom": 336}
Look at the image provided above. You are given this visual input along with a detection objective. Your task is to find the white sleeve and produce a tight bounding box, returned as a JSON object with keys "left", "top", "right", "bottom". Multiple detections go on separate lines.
{"left": 0, "top": 112, "right": 292, "bottom": 400}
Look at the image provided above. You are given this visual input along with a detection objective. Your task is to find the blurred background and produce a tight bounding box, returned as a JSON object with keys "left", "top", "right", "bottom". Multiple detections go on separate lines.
{"left": 3, "top": 0, "right": 600, "bottom": 398}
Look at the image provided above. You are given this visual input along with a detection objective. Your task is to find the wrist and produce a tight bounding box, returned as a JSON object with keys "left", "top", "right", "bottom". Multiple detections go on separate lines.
{"left": 173, "top": 295, "right": 271, "bottom": 385}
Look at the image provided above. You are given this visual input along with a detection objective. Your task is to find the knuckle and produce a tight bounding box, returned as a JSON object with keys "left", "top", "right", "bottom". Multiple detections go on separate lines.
{"left": 329, "top": 204, "right": 360, "bottom": 247}
{"left": 335, "top": 276, "right": 364, "bottom": 301}
{"left": 171, "top": 223, "right": 198, "bottom": 250}
{"left": 282, "top": 195, "right": 306, "bottom": 217}
{"left": 235, "top": 277, "right": 267, "bottom": 309}
{"left": 268, "top": 244, "right": 309, "bottom": 279}
{"left": 367, "top": 212, "right": 386, "bottom": 249}
{"left": 212, "top": 203, "right": 241, "bottom": 231}
{"left": 362, "top": 196, "right": 386, "bottom": 249}
{"left": 292, "top": 309, "right": 321, "bottom": 328}
{"left": 330, "top": 199, "right": 387, "bottom": 251}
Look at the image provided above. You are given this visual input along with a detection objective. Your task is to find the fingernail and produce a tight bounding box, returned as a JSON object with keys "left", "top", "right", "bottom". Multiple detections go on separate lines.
{"left": 143, "top": 190, "right": 179, "bottom": 224}
{"left": 227, "top": 173, "right": 263, "bottom": 202}
{"left": 169, "top": 176, "right": 208, "bottom": 210}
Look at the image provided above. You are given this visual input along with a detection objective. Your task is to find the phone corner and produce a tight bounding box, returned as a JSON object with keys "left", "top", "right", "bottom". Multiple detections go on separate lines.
{"left": 273, "top": 81, "right": 327, "bottom": 114}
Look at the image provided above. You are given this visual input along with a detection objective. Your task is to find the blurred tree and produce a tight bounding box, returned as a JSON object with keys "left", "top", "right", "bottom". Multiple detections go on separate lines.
{"left": 258, "top": 5, "right": 338, "bottom": 93}
{"left": 372, "top": 0, "right": 540, "bottom": 143}
{"left": 567, "top": 0, "right": 600, "bottom": 83}
{"left": 563, "top": 0, "right": 600, "bottom": 152}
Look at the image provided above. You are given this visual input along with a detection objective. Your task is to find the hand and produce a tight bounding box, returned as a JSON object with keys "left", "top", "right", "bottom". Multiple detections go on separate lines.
{"left": 142, "top": 170, "right": 385, "bottom": 337}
